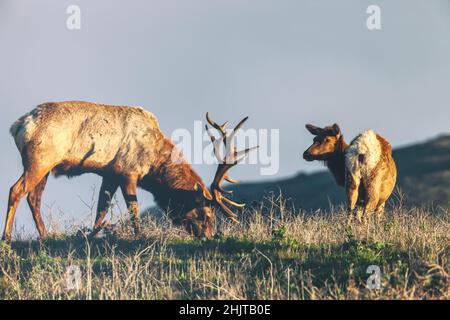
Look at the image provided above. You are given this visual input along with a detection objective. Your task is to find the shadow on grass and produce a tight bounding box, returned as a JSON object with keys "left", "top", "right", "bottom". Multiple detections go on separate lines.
{"left": 5, "top": 233, "right": 412, "bottom": 287}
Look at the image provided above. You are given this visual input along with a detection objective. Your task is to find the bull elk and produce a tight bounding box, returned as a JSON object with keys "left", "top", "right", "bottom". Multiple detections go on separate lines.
{"left": 2, "top": 101, "right": 256, "bottom": 243}
{"left": 302, "top": 124, "right": 397, "bottom": 221}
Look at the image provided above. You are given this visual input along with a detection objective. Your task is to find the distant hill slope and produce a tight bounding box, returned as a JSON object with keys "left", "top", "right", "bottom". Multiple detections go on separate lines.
{"left": 230, "top": 135, "right": 450, "bottom": 210}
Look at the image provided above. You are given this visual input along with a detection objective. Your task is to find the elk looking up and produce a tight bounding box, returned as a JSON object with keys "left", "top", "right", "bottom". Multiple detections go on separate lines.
{"left": 2, "top": 101, "right": 256, "bottom": 243}
{"left": 302, "top": 124, "right": 397, "bottom": 221}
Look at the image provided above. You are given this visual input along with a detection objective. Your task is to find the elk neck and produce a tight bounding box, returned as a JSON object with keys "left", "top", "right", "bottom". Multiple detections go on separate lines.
{"left": 324, "top": 136, "right": 349, "bottom": 186}
{"left": 141, "top": 138, "right": 205, "bottom": 210}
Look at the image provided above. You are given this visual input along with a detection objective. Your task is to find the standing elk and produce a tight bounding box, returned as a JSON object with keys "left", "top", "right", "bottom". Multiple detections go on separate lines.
{"left": 302, "top": 124, "right": 397, "bottom": 222}
{"left": 2, "top": 101, "right": 256, "bottom": 243}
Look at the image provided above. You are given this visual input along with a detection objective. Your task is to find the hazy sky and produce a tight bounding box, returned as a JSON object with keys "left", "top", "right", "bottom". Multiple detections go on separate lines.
{"left": 1, "top": 0, "right": 449, "bottom": 236}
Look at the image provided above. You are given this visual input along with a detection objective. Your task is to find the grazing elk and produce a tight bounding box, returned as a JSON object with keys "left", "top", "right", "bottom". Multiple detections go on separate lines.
{"left": 2, "top": 101, "right": 256, "bottom": 243}
{"left": 302, "top": 124, "right": 397, "bottom": 221}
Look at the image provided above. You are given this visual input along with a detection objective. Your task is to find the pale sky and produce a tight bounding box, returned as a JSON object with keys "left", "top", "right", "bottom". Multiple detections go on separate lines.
{"left": 1, "top": 0, "right": 449, "bottom": 236}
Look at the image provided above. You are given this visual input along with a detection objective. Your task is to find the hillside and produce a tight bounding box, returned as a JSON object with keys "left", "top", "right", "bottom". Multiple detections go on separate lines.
{"left": 230, "top": 135, "right": 450, "bottom": 210}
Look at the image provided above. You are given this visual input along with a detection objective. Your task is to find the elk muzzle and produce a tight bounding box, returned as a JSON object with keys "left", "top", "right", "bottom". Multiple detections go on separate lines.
{"left": 183, "top": 207, "right": 216, "bottom": 239}
{"left": 303, "top": 150, "right": 314, "bottom": 161}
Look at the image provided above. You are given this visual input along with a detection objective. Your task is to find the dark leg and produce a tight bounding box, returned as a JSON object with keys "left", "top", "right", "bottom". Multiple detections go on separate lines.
{"left": 27, "top": 173, "right": 49, "bottom": 239}
{"left": 120, "top": 175, "right": 141, "bottom": 236}
{"left": 90, "top": 178, "right": 119, "bottom": 238}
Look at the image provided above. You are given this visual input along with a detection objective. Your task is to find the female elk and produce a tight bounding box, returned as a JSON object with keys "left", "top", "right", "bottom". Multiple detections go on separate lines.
{"left": 302, "top": 124, "right": 397, "bottom": 221}
{"left": 2, "top": 101, "right": 255, "bottom": 243}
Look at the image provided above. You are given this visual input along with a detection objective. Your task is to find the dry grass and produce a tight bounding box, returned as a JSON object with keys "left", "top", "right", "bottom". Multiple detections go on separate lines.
{"left": 0, "top": 195, "right": 448, "bottom": 300}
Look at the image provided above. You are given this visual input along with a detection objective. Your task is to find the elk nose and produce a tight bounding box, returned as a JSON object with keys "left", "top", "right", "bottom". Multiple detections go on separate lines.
{"left": 303, "top": 151, "right": 312, "bottom": 161}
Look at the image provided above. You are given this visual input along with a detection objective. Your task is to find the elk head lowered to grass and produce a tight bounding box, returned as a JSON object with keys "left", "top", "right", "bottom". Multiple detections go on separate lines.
{"left": 302, "top": 123, "right": 397, "bottom": 221}
{"left": 2, "top": 101, "right": 257, "bottom": 243}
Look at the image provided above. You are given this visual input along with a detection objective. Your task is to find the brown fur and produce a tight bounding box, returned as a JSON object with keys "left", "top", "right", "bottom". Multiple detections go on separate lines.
{"left": 303, "top": 124, "right": 397, "bottom": 221}
{"left": 2, "top": 101, "right": 221, "bottom": 242}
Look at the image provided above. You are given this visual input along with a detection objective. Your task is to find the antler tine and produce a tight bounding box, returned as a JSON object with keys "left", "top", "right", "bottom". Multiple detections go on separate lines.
{"left": 206, "top": 112, "right": 228, "bottom": 135}
{"left": 206, "top": 123, "right": 228, "bottom": 163}
{"left": 205, "top": 124, "right": 216, "bottom": 143}
{"left": 228, "top": 145, "right": 259, "bottom": 164}
{"left": 215, "top": 200, "right": 239, "bottom": 222}
{"left": 221, "top": 196, "right": 245, "bottom": 208}
{"left": 225, "top": 176, "right": 239, "bottom": 184}
{"left": 218, "top": 185, "right": 233, "bottom": 194}
{"left": 227, "top": 116, "right": 249, "bottom": 143}
{"left": 211, "top": 187, "right": 243, "bottom": 219}
{"left": 223, "top": 172, "right": 239, "bottom": 184}
{"left": 234, "top": 116, "right": 249, "bottom": 131}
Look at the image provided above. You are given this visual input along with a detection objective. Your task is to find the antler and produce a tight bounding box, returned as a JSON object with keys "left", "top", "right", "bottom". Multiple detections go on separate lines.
{"left": 205, "top": 112, "right": 258, "bottom": 222}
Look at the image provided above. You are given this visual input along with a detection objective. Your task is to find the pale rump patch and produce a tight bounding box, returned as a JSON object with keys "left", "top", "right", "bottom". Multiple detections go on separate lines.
{"left": 10, "top": 107, "right": 42, "bottom": 153}
{"left": 345, "top": 129, "right": 381, "bottom": 180}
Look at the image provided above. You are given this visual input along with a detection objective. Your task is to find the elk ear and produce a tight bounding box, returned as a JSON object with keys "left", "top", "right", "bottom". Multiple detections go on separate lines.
{"left": 305, "top": 124, "right": 323, "bottom": 135}
{"left": 331, "top": 124, "right": 341, "bottom": 136}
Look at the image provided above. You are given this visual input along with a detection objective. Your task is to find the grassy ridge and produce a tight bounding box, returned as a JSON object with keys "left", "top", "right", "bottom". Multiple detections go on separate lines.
{"left": 0, "top": 197, "right": 448, "bottom": 300}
